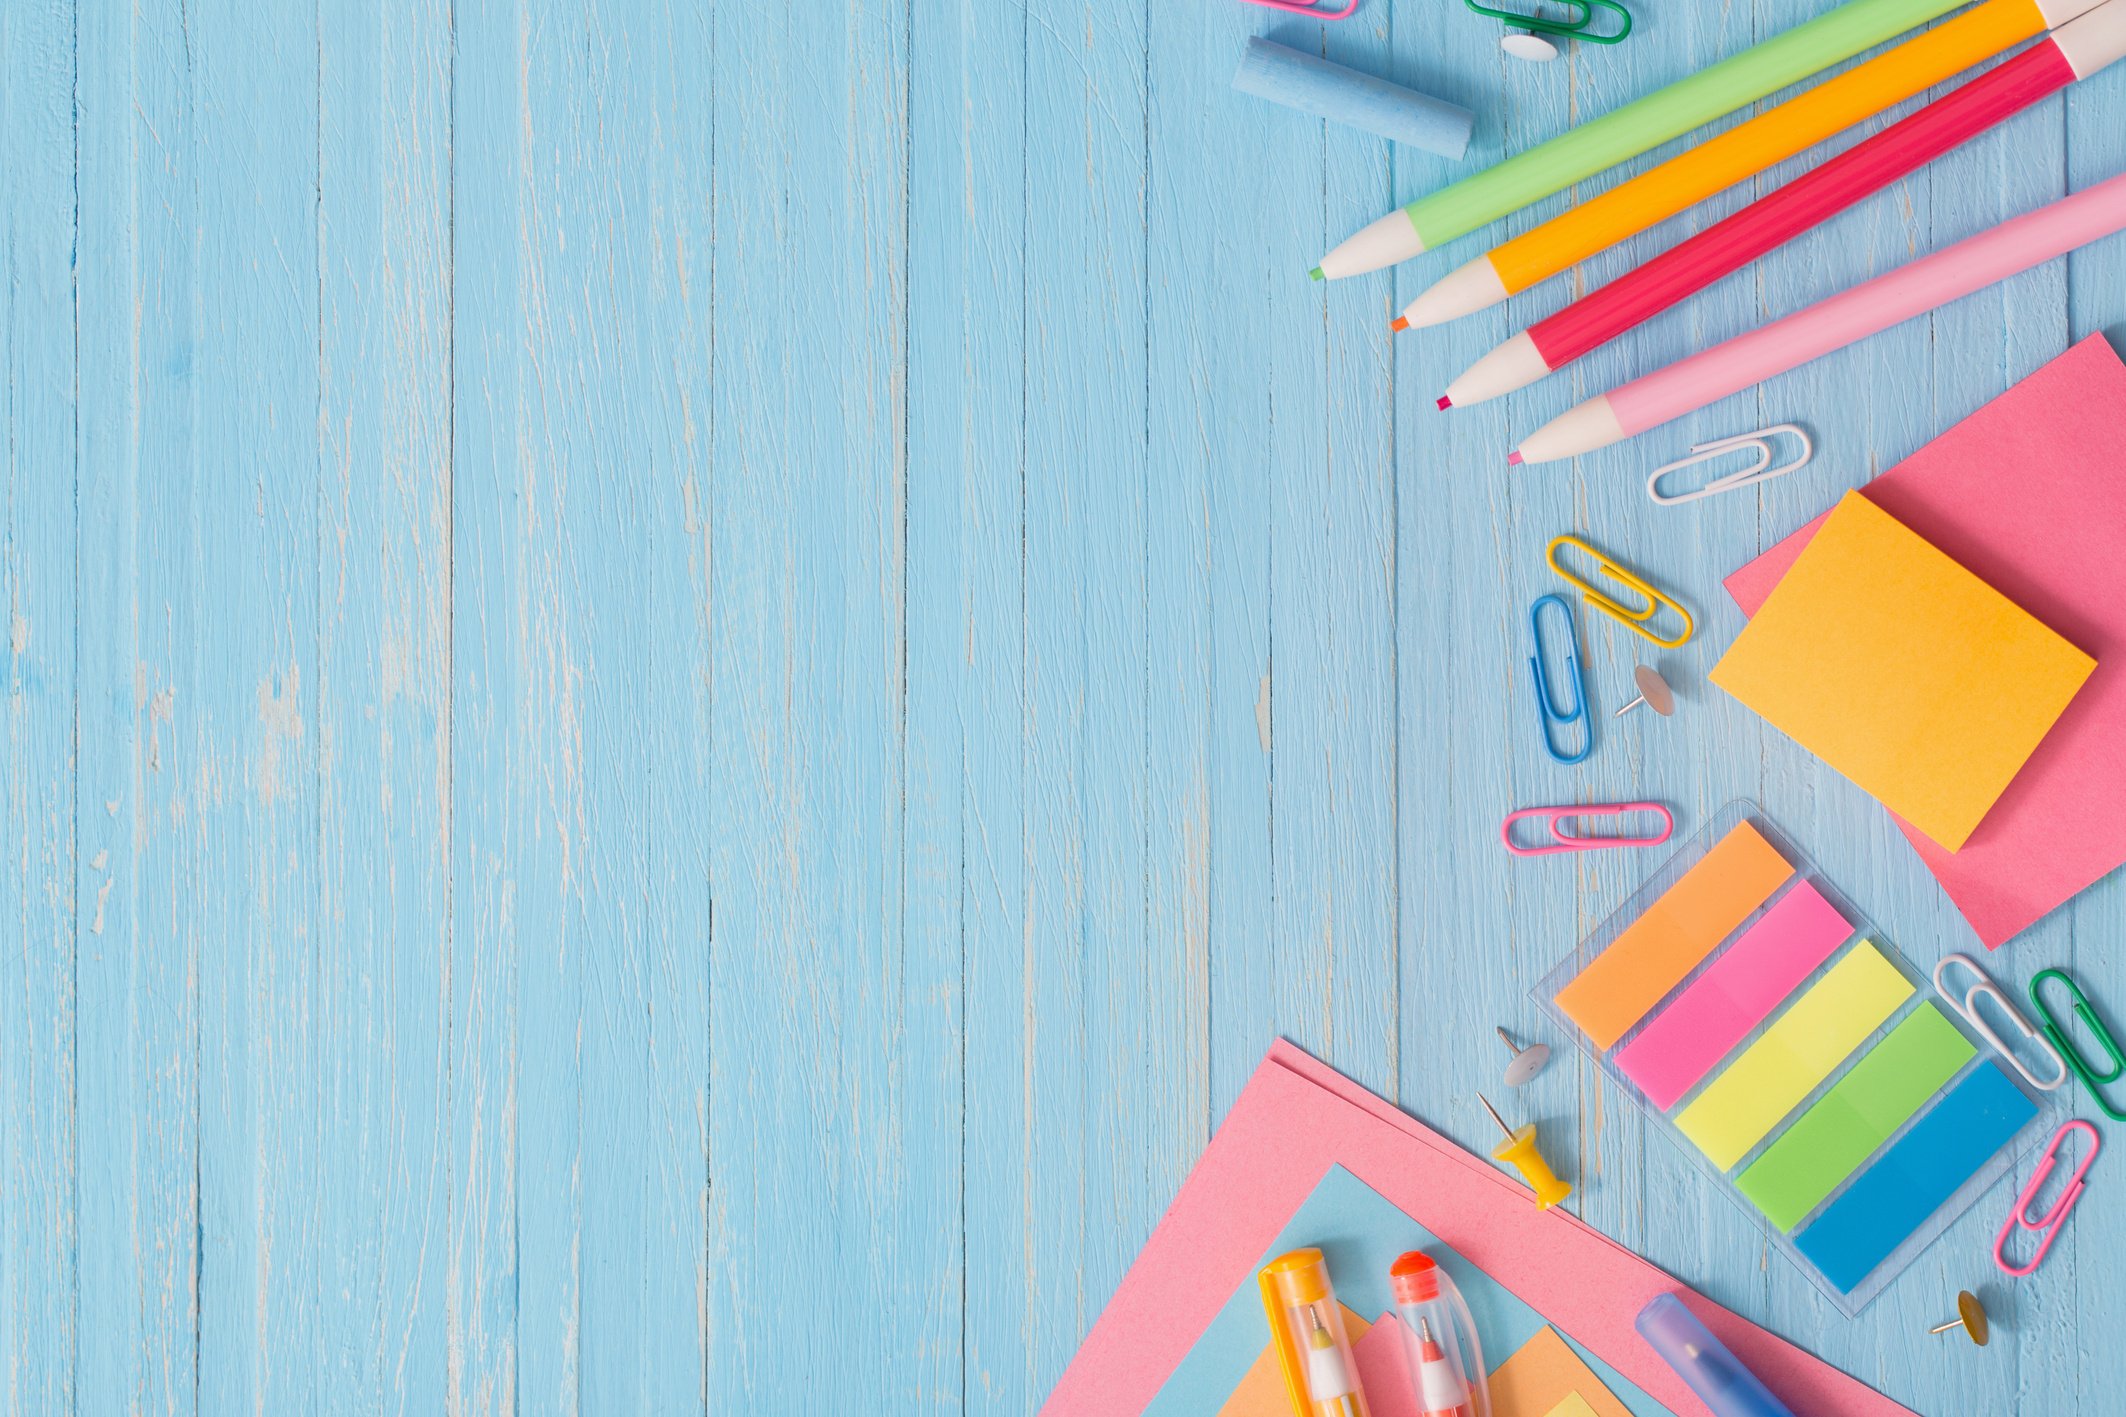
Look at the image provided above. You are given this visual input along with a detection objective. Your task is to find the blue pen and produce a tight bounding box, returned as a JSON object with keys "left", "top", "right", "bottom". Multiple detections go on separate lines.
{"left": 1635, "top": 1294, "right": 1799, "bottom": 1417}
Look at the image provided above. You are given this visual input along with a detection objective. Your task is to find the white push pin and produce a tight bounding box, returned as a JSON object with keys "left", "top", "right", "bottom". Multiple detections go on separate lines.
{"left": 1927, "top": 1290, "right": 1990, "bottom": 1348}
{"left": 1497, "top": 1026, "right": 1551, "bottom": 1087}
{"left": 1612, "top": 664, "right": 1676, "bottom": 719}
{"left": 1502, "top": 29, "right": 1561, "bottom": 61}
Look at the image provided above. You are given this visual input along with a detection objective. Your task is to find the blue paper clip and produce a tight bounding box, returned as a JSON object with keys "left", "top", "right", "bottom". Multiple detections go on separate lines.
{"left": 2031, "top": 968, "right": 2126, "bottom": 1121}
{"left": 1528, "top": 593, "right": 1591, "bottom": 764}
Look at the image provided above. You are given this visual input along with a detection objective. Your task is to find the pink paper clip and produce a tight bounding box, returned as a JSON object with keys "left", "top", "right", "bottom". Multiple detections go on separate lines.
{"left": 1501, "top": 802, "right": 1673, "bottom": 857}
{"left": 1993, "top": 1119, "right": 2100, "bottom": 1278}
{"left": 1241, "top": 0, "right": 1361, "bottom": 17}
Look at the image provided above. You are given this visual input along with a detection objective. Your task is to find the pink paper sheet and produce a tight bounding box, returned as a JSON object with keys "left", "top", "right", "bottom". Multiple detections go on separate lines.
{"left": 1041, "top": 1040, "right": 1913, "bottom": 1417}
{"left": 1614, "top": 881, "right": 1855, "bottom": 1109}
{"left": 1725, "top": 335, "right": 2126, "bottom": 949}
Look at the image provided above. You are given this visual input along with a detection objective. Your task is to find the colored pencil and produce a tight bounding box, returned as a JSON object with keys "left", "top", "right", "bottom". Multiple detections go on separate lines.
{"left": 1449, "top": 0, "right": 2126, "bottom": 409}
{"left": 1313, "top": 0, "right": 1969, "bottom": 280}
{"left": 1398, "top": 0, "right": 2102, "bottom": 329}
{"left": 1509, "top": 170, "right": 2126, "bottom": 464}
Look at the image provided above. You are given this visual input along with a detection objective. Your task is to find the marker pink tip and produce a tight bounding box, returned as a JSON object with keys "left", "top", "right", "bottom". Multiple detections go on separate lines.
{"left": 1436, "top": 395, "right": 1452, "bottom": 411}
{"left": 1507, "top": 450, "right": 1524, "bottom": 467}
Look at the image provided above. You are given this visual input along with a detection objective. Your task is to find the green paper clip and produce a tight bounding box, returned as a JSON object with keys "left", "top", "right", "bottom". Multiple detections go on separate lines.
{"left": 1464, "top": 0, "right": 1633, "bottom": 44}
{"left": 2030, "top": 967, "right": 2126, "bottom": 1121}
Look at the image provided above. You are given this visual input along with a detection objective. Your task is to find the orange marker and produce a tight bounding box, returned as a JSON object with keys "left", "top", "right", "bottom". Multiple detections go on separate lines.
{"left": 1260, "top": 1249, "right": 1371, "bottom": 1417}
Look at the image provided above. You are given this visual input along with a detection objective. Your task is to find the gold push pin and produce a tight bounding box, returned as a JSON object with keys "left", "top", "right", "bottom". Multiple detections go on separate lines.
{"left": 1927, "top": 1290, "right": 1989, "bottom": 1347}
{"left": 1496, "top": 1026, "right": 1552, "bottom": 1087}
{"left": 1613, "top": 664, "right": 1677, "bottom": 719}
{"left": 1476, "top": 1093, "right": 1573, "bottom": 1209}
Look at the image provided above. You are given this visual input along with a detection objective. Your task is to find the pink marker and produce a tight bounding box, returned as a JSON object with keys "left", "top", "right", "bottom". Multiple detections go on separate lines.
{"left": 1515, "top": 167, "right": 2126, "bottom": 464}
{"left": 1451, "top": 0, "right": 2126, "bottom": 410}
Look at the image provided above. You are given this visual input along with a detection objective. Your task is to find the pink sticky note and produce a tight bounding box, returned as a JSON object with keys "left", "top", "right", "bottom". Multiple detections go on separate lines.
{"left": 1725, "top": 335, "right": 2126, "bottom": 949}
{"left": 1614, "top": 880, "right": 1855, "bottom": 1109}
{"left": 1040, "top": 1040, "right": 1915, "bottom": 1417}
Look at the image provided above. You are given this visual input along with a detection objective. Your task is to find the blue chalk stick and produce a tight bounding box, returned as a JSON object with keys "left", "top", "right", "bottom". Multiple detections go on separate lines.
{"left": 1793, "top": 1062, "right": 2037, "bottom": 1293}
{"left": 1233, "top": 38, "right": 1473, "bottom": 160}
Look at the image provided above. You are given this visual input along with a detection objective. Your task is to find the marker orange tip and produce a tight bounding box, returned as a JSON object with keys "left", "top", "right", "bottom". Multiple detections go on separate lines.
{"left": 1435, "top": 395, "right": 1451, "bottom": 411}
{"left": 1390, "top": 315, "right": 1410, "bottom": 332}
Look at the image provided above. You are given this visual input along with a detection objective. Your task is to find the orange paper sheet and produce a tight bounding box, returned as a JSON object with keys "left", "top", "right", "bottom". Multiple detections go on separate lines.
{"left": 1490, "top": 1327, "right": 1633, "bottom": 1417}
{"left": 1553, "top": 821, "right": 1794, "bottom": 1049}
{"left": 1712, "top": 493, "right": 2094, "bottom": 851}
{"left": 1218, "top": 1306, "right": 1372, "bottom": 1417}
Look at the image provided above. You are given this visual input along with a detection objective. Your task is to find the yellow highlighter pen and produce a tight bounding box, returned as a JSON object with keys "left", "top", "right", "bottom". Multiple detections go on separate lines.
{"left": 1259, "top": 1249, "right": 1371, "bottom": 1417}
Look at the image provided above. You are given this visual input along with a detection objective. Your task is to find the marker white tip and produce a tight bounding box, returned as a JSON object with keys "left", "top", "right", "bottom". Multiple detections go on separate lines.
{"left": 1441, "top": 332, "right": 1551, "bottom": 408}
{"left": 1513, "top": 396, "right": 1628, "bottom": 465}
{"left": 1398, "top": 256, "right": 1511, "bottom": 328}
{"left": 1316, "top": 208, "right": 1427, "bottom": 281}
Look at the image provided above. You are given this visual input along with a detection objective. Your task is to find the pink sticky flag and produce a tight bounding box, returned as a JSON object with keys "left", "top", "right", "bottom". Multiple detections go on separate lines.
{"left": 1040, "top": 1040, "right": 1916, "bottom": 1417}
{"left": 1725, "top": 334, "right": 2126, "bottom": 949}
{"left": 1614, "top": 881, "right": 1855, "bottom": 1109}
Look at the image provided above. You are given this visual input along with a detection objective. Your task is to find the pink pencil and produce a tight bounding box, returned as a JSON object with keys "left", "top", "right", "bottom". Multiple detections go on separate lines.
{"left": 1511, "top": 169, "right": 2126, "bottom": 465}
{"left": 1449, "top": 1, "right": 2126, "bottom": 409}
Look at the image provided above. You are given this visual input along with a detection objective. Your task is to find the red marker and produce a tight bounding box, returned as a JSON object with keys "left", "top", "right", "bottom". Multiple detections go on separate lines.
{"left": 1412, "top": 1319, "right": 1473, "bottom": 1417}
{"left": 1391, "top": 1251, "right": 1491, "bottom": 1417}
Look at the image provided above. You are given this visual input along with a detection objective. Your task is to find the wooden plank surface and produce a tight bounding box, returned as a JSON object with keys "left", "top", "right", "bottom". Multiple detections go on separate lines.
{"left": 5, "top": 1, "right": 2125, "bottom": 1412}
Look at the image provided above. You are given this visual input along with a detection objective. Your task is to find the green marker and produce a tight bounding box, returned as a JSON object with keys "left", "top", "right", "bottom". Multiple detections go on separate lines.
{"left": 1316, "top": 0, "right": 1967, "bottom": 279}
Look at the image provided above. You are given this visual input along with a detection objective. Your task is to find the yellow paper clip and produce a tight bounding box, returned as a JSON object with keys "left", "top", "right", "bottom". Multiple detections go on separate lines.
{"left": 1546, "top": 534, "right": 1694, "bottom": 648}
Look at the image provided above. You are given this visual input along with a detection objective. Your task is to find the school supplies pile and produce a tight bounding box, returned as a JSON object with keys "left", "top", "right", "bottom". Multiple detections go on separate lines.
{"left": 1042, "top": 1041, "right": 1918, "bottom": 1415}
{"left": 1538, "top": 808, "right": 2058, "bottom": 1312}
{"left": 1401, "top": 0, "right": 2110, "bottom": 328}
{"left": 1316, "top": 0, "right": 1975, "bottom": 277}
{"left": 1510, "top": 170, "right": 2126, "bottom": 461}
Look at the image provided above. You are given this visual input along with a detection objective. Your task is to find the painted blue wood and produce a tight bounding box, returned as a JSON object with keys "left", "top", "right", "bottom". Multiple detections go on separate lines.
{"left": 6, "top": 2, "right": 2126, "bottom": 1413}
{"left": 2, "top": 4, "right": 79, "bottom": 1411}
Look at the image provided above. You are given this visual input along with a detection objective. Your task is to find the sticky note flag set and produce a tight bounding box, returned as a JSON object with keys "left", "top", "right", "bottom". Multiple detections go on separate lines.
{"left": 1537, "top": 806, "right": 2055, "bottom": 1315}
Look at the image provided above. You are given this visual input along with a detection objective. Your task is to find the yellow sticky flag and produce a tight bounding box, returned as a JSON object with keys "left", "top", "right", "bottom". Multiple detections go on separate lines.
{"left": 1712, "top": 493, "right": 2094, "bottom": 851}
{"left": 1676, "top": 941, "right": 1913, "bottom": 1171}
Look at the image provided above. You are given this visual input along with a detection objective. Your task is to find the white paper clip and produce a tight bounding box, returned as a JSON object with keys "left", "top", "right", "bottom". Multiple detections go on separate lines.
{"left": 1934, "top": 953, "right": 2070, "bottom": 1091}
{"left": 1646, "top": 423, "right": 1813, "bottom": 506}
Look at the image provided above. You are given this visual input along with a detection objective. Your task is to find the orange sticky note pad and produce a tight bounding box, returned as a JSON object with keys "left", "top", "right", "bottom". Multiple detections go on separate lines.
{"left": 1554, "top": 820, "right": 1793, "bottom": 1050}
{"left": 1712, "top": 494, "right": 2095, "bottom": 852}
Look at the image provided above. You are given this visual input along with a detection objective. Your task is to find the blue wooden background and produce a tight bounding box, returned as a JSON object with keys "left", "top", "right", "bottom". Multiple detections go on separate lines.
{"left": 3, "top": 0, "right": 2122, "bottom": 1412}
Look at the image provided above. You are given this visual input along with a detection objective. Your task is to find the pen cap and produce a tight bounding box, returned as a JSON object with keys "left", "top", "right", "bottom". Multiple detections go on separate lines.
{"left": 1259, "top": 1250, "right": 1372, "bottom": 1417}
{"left": 1635, "top": 1293, "right": 1798, "bottom": 1417}
{"left": 1389, "top": 1251, "right": 1490, "bottom": 1417}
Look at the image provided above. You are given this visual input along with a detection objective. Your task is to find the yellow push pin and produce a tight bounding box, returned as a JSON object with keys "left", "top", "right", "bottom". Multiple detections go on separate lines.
{"left": 1476, "top": 1092, "right": 1573, "bottom": 1210}
{"left": 1927, "top": 1290, "right": 1989, "bottom": 1347}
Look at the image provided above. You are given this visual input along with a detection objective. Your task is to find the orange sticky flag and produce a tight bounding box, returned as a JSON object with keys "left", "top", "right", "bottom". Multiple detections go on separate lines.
{"left": 1555, "top": 821, "right": 1793, "bottom": 1050}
